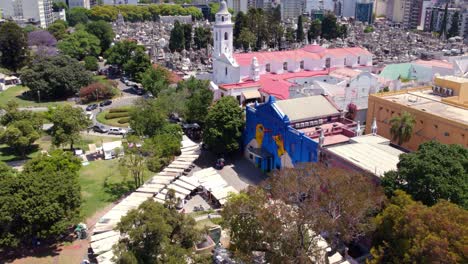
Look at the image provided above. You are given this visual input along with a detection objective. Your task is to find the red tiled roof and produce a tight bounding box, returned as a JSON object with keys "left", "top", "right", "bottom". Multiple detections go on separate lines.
{"left": 412, "top": 59, "right": 453, "bottom": 69}
{"left": 152, "top": 64, "right": 183, "bottom": 84}
{"left": 220, "top": 69, "right": 330, "bottom": 100}
{"left": 233, "top": 45, "right": 372, "bottom": 66}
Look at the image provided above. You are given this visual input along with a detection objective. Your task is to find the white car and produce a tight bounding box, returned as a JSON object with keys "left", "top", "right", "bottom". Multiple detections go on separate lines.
{"left": 108, "top": 127, "right": 127, "bottom": 135}
{"left": 85, "top": 111, "right": 94, "bottom": 120}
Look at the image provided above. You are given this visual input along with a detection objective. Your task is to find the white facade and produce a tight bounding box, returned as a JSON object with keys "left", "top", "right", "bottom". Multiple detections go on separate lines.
{"left": 212, "top": 1, "right": 241, "bottom": 84}
{"left": 102, "top": 0, "right": 138, "bottom": 5}
{"left": 68, "top": 0, "right": 91, "bottom": 9}
{"left": 305, "top": 0, "right": 334, "bottom": 14}
{"left": 281, "top": 0, "right": 305, "bottom": 20}
{"left": 0, "top": 0, "right": 56, "bottom": 28}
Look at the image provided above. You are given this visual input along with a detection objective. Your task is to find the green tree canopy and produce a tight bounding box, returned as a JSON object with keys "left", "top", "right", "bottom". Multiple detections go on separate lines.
{"left": 177, "top": 77, "right": 213, "bottom": 124}
{"left": 139, "top": 65, "right": 171, "bottom": 97}
{"left": 84, "top": 55, "right": 99, "bottom": 71}
{"left": 0, "top": 22, "right": 29, "bottom": 71}
{"left": 382, "top": 141, "right": 468, "bottom": 209}
{"left": 112, "top": 200, "right": 200, "bottom": 263}
{"left": 0, "top": 151, "right": 81, "bottom": 250}
{"left": 321, "top": 13, "right": 339, "bottom": 40}
{"left": 105, "top": 40, "right": 150, "bottom": 81}
{"left": 169, "top": 20, "right": 185, "bottom": 52}
{"left": 296, "top": 15, "right": 304, "bottom": 42}
{"left": 67, "top": 7, "right": 90, "bottom": 26}
{"left": 238, "top": 28, "right": 256, "bottom": 51}
{"left": 57, "top": 30, "right": 101, "bottom": 60}
{"left": 389, "top": 111, "right": 415, "bottom": 146}
{"left": 203, "top": 96, "right": 244, "bottom": 154}
{"left": 47, "top": 20, "right": 68, "bottom": 40}
{"left": 308, "top": 19, "right": 322, "bottom": 42}
{"left": 85, "top": 20, "right": 115, "bottom": 53}
{"left": 0, "top": 120, "right": 40, "bottom": 157}
{"left": 370, "top": 190, "right": 467, "bottom": 264}
{"left": 19, "top": 55, "right": 93, "bottom": 99}
{"left": 193, "top": 27, "right": 212, "bottom": 49}
{"left": 129, "top": 99, "right": 167, "bottom": 137}
{"left": 48, "top": 105, "right": 91, "bottom": 149}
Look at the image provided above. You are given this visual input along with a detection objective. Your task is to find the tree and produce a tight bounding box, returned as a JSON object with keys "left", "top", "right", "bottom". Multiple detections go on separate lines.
{"left": 223, "top": 164, "right": 385, "bottom": 262}
{"left": 139, "top": 65, "right": 171, "bottom": 96}
{"left": 447, "top": 11, "right": 460, "bottom": 38}
{"left": 129, "top": 99, "right": 167, "bottom": 137}
{"left": 47, "top": 20, "right": 68, "bottom": 40}
{"left": 119, "top": 136, "right": 146, "bottom": 188}
{"left": 0, "top": 22, "right": 28, "bottom": 71}
{"left": 389, "top": 111, "right": 415, "bottom": 146}
{"left": 381, "top": 141, "right": 468, "bottom": 209}
{"left": 338, "top": 24, "right": 348, "bottom": 39}
{"left": 233, "top": 11, "right": 247, "bottom": 49}
{"left": 238, "top": 28, "right": 256, "bottom": 51}
{"left": 183, "top": 24, "right": 192, "bottom": 50}
{"left": 86, "top": 20, "right": 115, "bottom": 53}
{"left": 169, "top": 20, "right": 185, "bottom": 52}
{"left": 57, "top": 30, "right": 101, "bottom": 60}
{"left": 79, "top": 81, "right": 116, "bottom": 102}
{"left": 49, "top": 105, "right": 91, "bottom": 149}
{"left": 112, "top": 200, "right": 200, "bottom": 263}
{"left": 67, "top": 7, "right": 89, "bottom": 27}
{"left": 84, "top": 55, "right": 99, "bottom": 71}
{"left": 364, "top": 25, "right": 374, "bottom": 33}
{"left": 369, "top": 190, "right": 467, "bottom": 264}
{"left": 203, "top": 96, "right": 244, "bottom": 154}
{"left": 193, "top": 27, "right": 211, "bottom": 49}
{"left": 52, "top": 1, "right": 67, "bottom": 12}
{"left": 105, "top": 40, "right": 150, "bottom": 81}
{"left": 296, "top": 15, "right": 304, "bottom": 42}
{"left": 0, "top": 151, "right": 81, "bottom": 250}
{"left": 178, "top": 77, "right": 213, "bottom": 124}
{"left": 308, "top": 19, "right": 321, "bottom": 42}
{"left": 321, "top": 13, "right": 339, "bottom": 40}
{"left": 1, "top": 100, "right": 43, "bottom": 131}
{"left": 20, "top": 55, "right": 93, "bottom": 99}
{"left": 439, "top": 2, "right": 449, "bottom": 38}
{"left": 28, "top": 30, "right": 57, "bottom": 47}
{"left": 0, "top": 120, "right": 40, "bottom": 157}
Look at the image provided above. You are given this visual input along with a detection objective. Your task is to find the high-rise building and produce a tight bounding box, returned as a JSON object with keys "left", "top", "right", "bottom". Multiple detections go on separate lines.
{"left": 280, "top": 0, "right": 305, "bottom": 20}
{"left": 0, "top": 0, "right": 55, "bottom": 28}
{"left": 355, "top": 0, "right": 374, "bottom": 24}
{"left": 386, "top": 0, "right": 423, "bottom": 29}
{"left": 424, "top": 5, "right": 468, "bottom": 39}
{"left": 68, "top": 0, "right": 91, "bottom": 9}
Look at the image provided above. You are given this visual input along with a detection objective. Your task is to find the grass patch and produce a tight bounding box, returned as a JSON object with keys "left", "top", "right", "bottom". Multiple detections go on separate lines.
{"left": 0, "top": 144, "right": 41, "bottom": 162}
{"left": 195, "top": 219, "right": 217, "bottom": 230}
{"left": 0, "top": 85, "right": 72, "bottom": 108}
{"left": 79, "top": 158, "right": 153, "bottom": 219}
{"left": 96, "top": 110, "right": 130, "bottom": 127}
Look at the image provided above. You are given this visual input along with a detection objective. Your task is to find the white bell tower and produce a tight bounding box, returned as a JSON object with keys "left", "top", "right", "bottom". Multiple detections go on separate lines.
{"left": 213, "top": 1, "right": 233, "bottom": 59}
{"left": 212, "top": 1, "right": 241, "bottom": 84}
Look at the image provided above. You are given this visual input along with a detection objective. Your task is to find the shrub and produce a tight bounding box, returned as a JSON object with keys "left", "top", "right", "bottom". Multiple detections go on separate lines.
{"left": 105, "top": 112, "right": 130, "bottom": 119}
{"left": 80, "top": 82, "right": 116, "bottom": 103}
{"left": 109, "top": 106, "right": 132, "bottom": 113}
{"left": 84, "top": 56, "right": 99, "bottom": 71}
{"left": 118, "top": 117, "right": 130, "bottom": 124}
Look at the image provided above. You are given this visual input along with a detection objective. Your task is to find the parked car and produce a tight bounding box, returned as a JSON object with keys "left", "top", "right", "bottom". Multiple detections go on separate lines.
{"left": 135, "top": 89, "right": 144, "bottom": 95}
{"left": 92, "top": 125, "right": 108, "bottom": 133}
{"left": 120, "top": 76, "right": 128, "bottom": 83}
{"left": 99, "top": 100, "right": 112, "bottom": 107}
{"left": 85, "top": 111, "right": 94, "bottom": 120}
{"left": 86, "top": 104, "right": 98, "bottom": 111}
{"left": 108, "top": 127, "right": 127, "bottom": 135}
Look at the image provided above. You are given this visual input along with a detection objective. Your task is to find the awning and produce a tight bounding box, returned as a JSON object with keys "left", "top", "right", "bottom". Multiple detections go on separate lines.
{"left": 242, "top": 90, "right": 261, "bottom": 100}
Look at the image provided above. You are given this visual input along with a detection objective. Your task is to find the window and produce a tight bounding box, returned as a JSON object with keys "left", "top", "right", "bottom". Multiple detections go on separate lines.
{"left": 325, "top": 57, "right": 331, "bottom": 68}
{"left": 283, "top": 62, "right": 288, "bottom": 71}
{"left": 236, "top": 95, "right": 241, "bottom": 103}
{"left": 222, "top": 16, "right": 224, "bottom": 22}
{"left": 225, "top": 67, "right": 228, "bottom": 75}
{"left": 224, "top": 32, "right": 228, "bottom": 40}
{"left": 266, "top": 63, "right": 271, "bottom": 72}
{"left": 444, "top": 132, "right": 450, "bottom": 137}
{"left": 300, "top": 60, "right": 304, "bottom": 69}
{"left": 215, "top": 32, "right": 218, "bottom": 41}
{"left": 358, "top": 56, "right": 361, "bottom": 64}
{"left": 344, "top": 58, "right": 347, "bottom": 65}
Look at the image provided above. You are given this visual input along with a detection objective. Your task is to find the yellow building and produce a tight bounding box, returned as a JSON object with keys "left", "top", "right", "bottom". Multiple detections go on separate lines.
{"left": 366, "top": 75, "right": 468, "bottom": 151}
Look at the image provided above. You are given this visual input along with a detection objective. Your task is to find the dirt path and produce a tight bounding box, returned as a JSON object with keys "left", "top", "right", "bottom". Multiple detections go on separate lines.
{"left": 10, "top": 202, "right": 118, "bottom": 264}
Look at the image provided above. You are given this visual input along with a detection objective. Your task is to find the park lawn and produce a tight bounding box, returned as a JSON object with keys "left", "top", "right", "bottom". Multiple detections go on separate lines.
{"left": 195, "top": 218, "right": 218, "bottom": 230}
{"left": 96, "top": 110, "right": 130, "bottom": 127}
{"left": 0, "top": 85, "right": 72, "bottom": 108}
{"left": 79, "top": 158, "right": 153, "bottom": 219}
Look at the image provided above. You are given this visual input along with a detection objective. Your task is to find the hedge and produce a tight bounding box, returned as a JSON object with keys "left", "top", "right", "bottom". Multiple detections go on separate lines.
{"left": 109, "top": 106, "right": 132, "bottom": 113}
{"left": 118, "top": 117, "right": 131, "bottom": 124}
{"left": 105, "top": 112, "right": 130, "bottom": 119}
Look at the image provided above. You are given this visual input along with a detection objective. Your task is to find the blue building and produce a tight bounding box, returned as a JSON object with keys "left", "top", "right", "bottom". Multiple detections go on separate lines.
{"left": 244, "top": 95, "right": 354, "bottom": 172}
{"left": 355, "top": 0, "right": 374, "bottom": 24}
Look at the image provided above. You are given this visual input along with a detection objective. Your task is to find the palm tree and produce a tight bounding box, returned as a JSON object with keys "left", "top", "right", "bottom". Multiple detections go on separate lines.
{"left": 389, "top": 111, "right": 416, "bottom": 146}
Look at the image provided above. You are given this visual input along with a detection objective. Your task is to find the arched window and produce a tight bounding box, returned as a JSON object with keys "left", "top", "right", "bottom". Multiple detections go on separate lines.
{"left": 283, "top": 62, "right": 288, "bottom": 71}
{"left": 224, "top": 32, "right": 228, "bottom": 40}
{"left": 222, "top": 16, "right": 224, "bottom": 22}
{"left": 216, "top": 32, "right": 218, "bottom": 41}
{"left": 266, "top": 63, "right": 271, "bottom": 72}
{"left": 225, "top": 67, "right": 228, "bottom": 75}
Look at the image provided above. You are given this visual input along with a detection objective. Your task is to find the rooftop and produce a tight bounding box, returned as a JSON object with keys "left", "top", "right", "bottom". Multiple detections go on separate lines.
{"left": 275, "top": 96, "right": 340, "bottom": 122}
{"left": 374, "top": 88, "right": 468, "bottom": 125}
{"left": 325, "top": 134, "right": 404, "bottom": 177}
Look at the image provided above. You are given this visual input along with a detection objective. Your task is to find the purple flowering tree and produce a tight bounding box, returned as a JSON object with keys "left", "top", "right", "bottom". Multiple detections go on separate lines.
{"left": 28, "top": 30, "right": 57, "bottom": 47}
